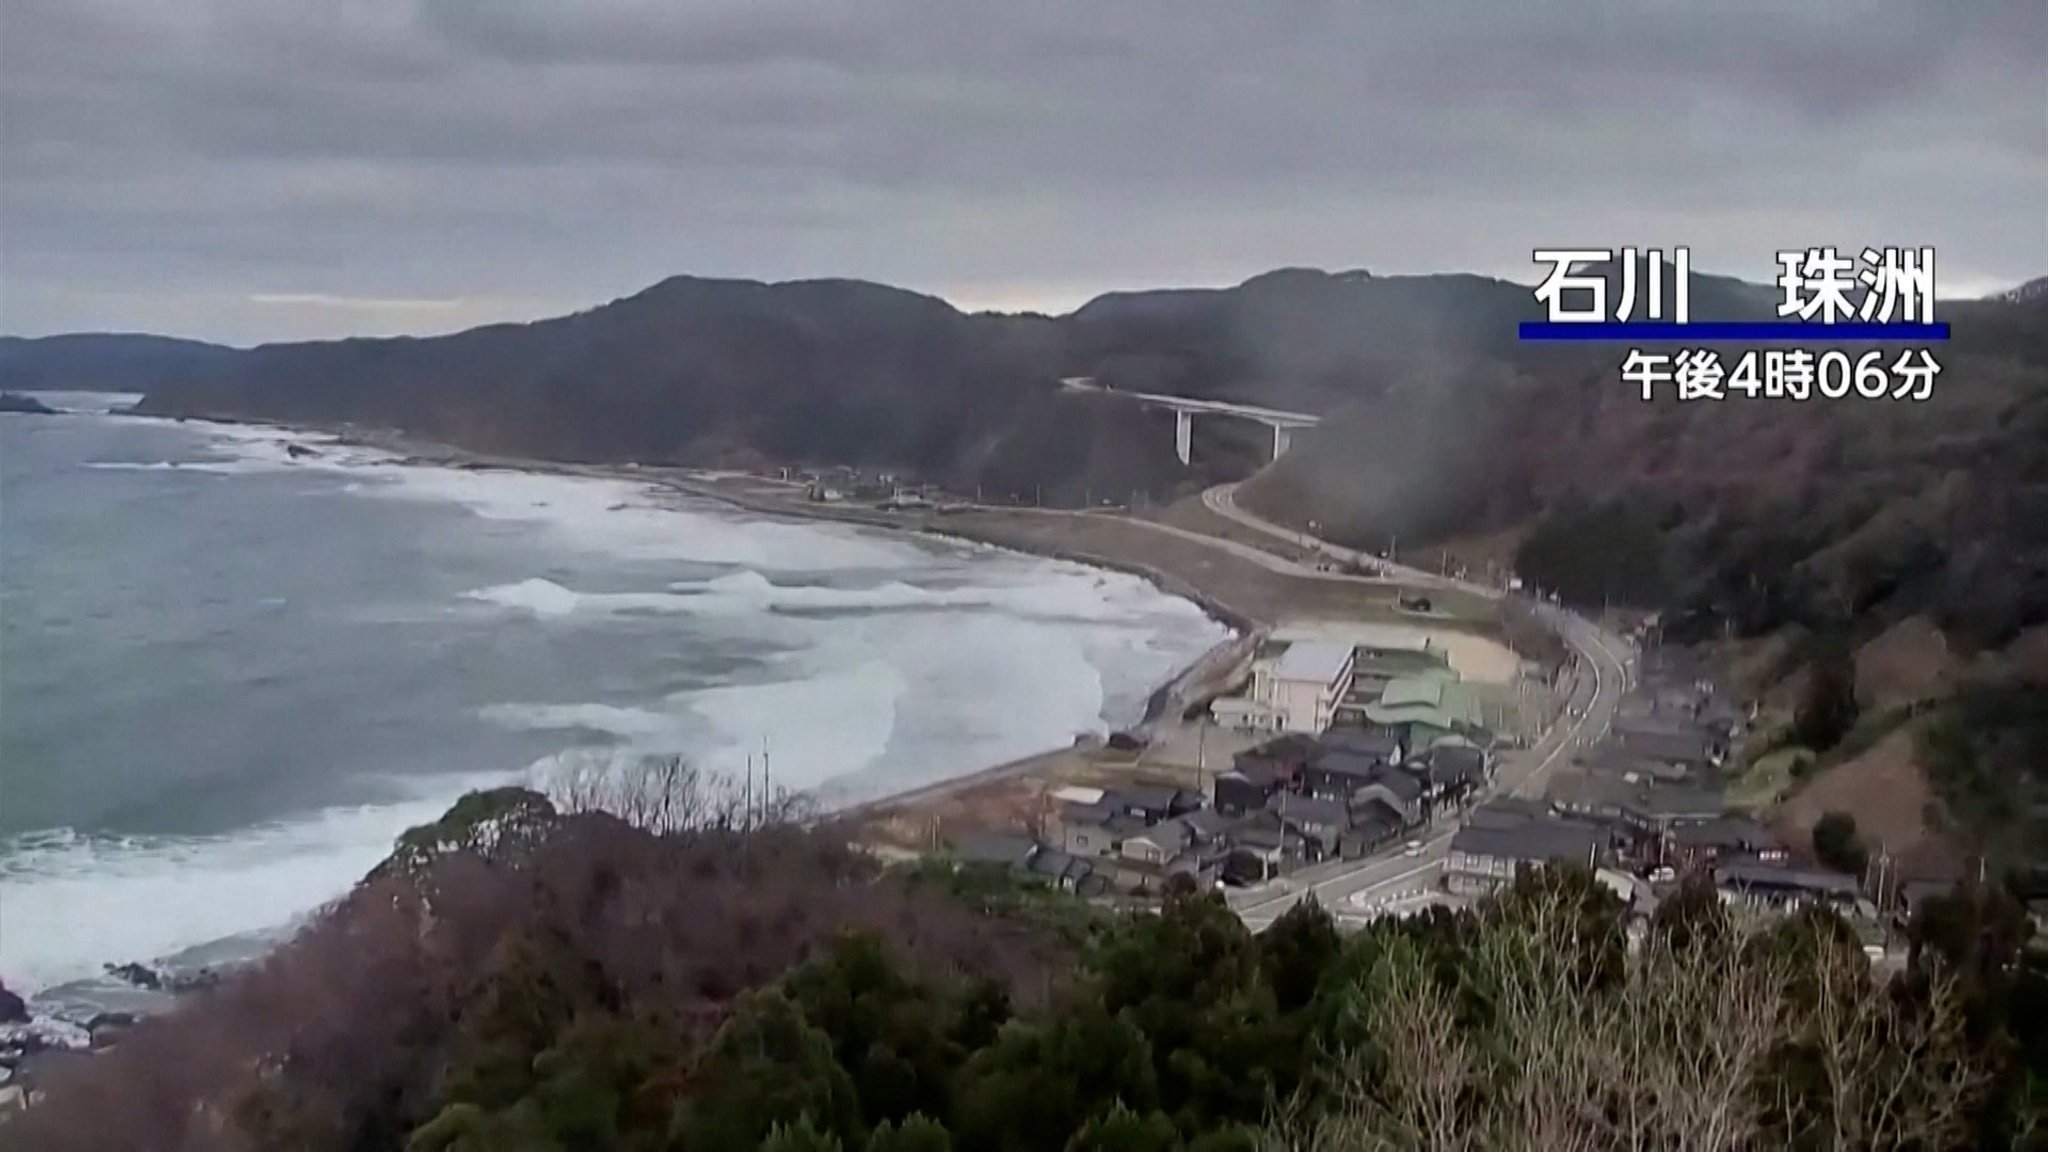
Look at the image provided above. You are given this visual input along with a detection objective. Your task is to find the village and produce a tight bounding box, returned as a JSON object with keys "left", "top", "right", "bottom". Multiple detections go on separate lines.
{"left": 676, "top": 461, "right": 1981, "bottom": 953}
{"left": 926, "top": 605, "right": 1956, "bottom": 955}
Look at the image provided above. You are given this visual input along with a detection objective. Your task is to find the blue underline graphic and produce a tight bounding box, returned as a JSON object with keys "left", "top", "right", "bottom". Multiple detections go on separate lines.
{"left": 1518, "top": 321, "right": 1950, "bottom": 342}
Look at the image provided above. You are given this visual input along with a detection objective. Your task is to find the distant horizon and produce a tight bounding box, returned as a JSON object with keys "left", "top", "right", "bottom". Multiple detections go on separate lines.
{"left": 3, "top": 260, "right": 2035, "bottom": 349}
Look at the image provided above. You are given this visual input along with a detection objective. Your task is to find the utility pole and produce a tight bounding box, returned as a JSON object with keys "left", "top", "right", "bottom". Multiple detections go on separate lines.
{"left": 1278, "top": 787, "right": 1290, "bottom": 880}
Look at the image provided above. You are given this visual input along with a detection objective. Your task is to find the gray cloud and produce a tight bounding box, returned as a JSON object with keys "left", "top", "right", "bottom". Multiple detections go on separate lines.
{"left": 2, "top": 0, "right": 2042, "bottom": 343}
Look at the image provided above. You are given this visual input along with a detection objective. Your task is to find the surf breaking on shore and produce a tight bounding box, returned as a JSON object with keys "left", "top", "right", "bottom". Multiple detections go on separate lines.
{"left": 0, "top": 401, "right": 1234, "bottom": 1023}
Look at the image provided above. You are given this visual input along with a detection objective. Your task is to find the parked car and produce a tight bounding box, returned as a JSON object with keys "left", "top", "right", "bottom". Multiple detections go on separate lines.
{"left": 1404, "top": 840, "right": 1423, "bottom": 857}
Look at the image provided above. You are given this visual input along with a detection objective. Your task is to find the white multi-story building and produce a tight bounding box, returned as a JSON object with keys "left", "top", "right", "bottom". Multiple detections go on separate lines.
{"left": 1212, "top": 640, "right": 1355, "bottom": 734}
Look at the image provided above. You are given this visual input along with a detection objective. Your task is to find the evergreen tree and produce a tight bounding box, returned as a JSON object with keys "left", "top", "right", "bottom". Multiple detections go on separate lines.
{"left": 1258, "top": 897, "right": 1341, "bottom": 1013}
{"left": 764, "top": 1116, "right": 847, "bottom": 1152}
{"left": 671, "top": 990, "right": 865, "bottom": 1151}
{"left": 1811, "top": 811, "right": 1868, "bottom": 877}
{"left": 864, "top": 1113, "right": 954, "bottom": 1152}
{"left": 1793, "top": 644, "right": 1860, "bottom": 753}
{"left": 1063, "top": 1103, "right": 1181, "bottom": 1152}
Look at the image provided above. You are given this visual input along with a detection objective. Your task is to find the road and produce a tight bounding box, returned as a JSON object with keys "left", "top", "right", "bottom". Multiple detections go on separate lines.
{"left": 675, "top": 469, "right": 1422, "bottom": 594}
{"left": 1203, "top": 483, "right": 1636, "bottom": 930}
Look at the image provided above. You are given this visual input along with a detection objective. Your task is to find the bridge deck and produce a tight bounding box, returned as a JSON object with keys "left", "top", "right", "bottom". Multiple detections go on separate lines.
{"left": 1058, "top": 377, "right": 1320, "bottom": 426}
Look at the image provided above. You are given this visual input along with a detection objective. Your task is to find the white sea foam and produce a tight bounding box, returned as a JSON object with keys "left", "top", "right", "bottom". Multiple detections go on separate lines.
{"left": 21, "top": 391, "right": 144, "bottom": 415}
{"left": 18, "top": 414, "right": 1233, "bottom": 1000}
{"left": 85, "top": 460, "right": 263, "bottom": 475}
{"left": 679, "top": 660, "right": 909, "bottom": 788}
{"left": 479, "top": 701, "right": 698, "bottom": 745}
{"left": 458, "top": 567, "right": 1206, "bottom": 628}
{"left": 0, "top": 769, "right": 517, "bottom": 996}
{"left": 362, "top": 467, "right": 911, "bottom": 571}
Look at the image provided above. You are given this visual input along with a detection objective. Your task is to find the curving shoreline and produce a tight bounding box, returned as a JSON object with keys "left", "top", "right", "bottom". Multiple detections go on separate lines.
{"left": 86, "top": 409, "right": 1269, "bottom": 825}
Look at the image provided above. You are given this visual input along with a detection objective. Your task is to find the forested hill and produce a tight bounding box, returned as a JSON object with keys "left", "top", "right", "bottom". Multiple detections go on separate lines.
{"left": 11, "top": 267, "right": 2047, "bottom": 868}
{"left": 0, "top": 266, "right": 1820, "bottom": 505}
{"left": 0, "top": 334, "right": 238, "bottom": 394}
{"left": 12, "top": 788, "right": 2045, "bottom": 1149}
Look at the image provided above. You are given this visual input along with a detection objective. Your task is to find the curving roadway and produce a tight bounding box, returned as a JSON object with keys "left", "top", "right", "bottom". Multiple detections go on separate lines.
{"left": 1197, "top": 483, "right": 1636, "bottom": 930}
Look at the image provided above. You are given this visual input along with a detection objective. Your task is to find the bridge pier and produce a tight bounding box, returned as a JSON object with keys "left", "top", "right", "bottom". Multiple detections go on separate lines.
{"left": 1269, "top": 423, "right": 1292, "bottom": 460}
{"left": 1175, "top": 410, "right": 1193, "bottom": 466}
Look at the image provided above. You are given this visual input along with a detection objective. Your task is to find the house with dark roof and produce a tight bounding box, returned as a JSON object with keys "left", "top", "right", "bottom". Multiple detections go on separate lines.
{"left": 1164, "top": 844, "right": 1232, "bottom": 892}
{"left": 1422, "top": 743, "right": 1489, "bottom": 800}
{"left": 1052, "top": 801, "right": 1151, "bottom": 858}
{"left": 949, "top": 834, "right": 1107, "bottom": 896}
{"left": 1121, "top": 817, "right": 1196, "bottom": 866}
{"left": 1352, "top": 766, "right": 1426, "bottom": 825}
{"left": 953, "top": 833, "right": 1039, "bottom": 870}
{"left": 1574, "top": 743, "right": 1691, "bottom": 784}
{"left": 1341, "top": 798, "right": 1408, "bottom": 858}
{"left": 1302, "top": 747, "right": 1388, "bottom": 802}
{"left": 1664, "top": 817, "right": 1782, "bottom": 871}
{"left": 1316, "top": 726, "right": 1406, "bottom": 764}
{"left": 1217, "top": 811, "right": 1304, "bottom": 884}
{"left": 1545, "top": 771, "right": 1644, "bottom": 823}
{"left": 1445, "top": 811, "right": 1605, "bottom": 895}
{"left": 1180, "top": 807, "right": 1237, "bottom": 844}
{"left": 1616, "top": 724, "right": 1723, "bottom": 771}
{"left": 1266, "top": 793, "right": 1349, "bottom": 860}
{"left": 1025, "top": 846, "right": 1095, "bottom": 890}
{"left": 1105, "top": 785, "right": 1203, "bottom": 824}
{"left": 1621, "top": 783, "right": 1729, "bottom": 831}
{"left": 1465, "top": 796, "right": 1552, "bottom": 827}
{"left": 1714, "top": 860, "right": 1861, "bottom": 913}
{"left": 1213, "top": 768, "right": 1285, "bottom": 817}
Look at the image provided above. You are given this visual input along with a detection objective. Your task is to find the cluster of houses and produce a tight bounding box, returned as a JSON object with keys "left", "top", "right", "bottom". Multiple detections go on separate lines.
{"left": 1443, "top": 647, "right": 1876, "bottom": 917}
{"left": 949, "top": 620, "right": 1983, "bottom": 938}
{"left": 956, "top": 721, "right": 1495, "bottom": 896}
{"left": 953, "top": 634, "right": 1503, "bottom": 896}
{"left": 793, "top": 465, "right": 929, "bottom": 505}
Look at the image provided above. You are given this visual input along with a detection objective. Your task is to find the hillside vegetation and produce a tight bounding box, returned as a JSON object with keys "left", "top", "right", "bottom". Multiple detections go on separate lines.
{"left": 14, "top": 788, "right": 2047, "bottom": 1150}
{"left": 9, "top": 265, "right": 2046, "bottom": 869}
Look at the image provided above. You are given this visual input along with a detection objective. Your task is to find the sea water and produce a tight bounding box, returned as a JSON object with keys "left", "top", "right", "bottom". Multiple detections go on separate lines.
{"left": 0, "top": 393, "right": 1227, "bottom": 1017}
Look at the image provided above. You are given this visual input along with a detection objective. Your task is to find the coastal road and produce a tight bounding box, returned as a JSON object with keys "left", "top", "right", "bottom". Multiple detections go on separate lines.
{"left": 1202, "top": 483, "right": 1469, "bottom": 591}
{"left": 1207, "top": 483, "right": 1635, "bottom": 931}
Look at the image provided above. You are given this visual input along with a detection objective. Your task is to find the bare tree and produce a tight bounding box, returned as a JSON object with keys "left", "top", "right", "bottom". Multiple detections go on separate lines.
{"left": 1284, "top": 872, "right": 1992, "bottom": 1152}
{"left": 545, "top": 752, "right": 815, "bottom": 834}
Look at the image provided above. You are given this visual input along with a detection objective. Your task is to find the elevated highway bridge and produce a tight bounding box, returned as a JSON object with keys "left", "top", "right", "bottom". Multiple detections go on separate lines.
{"left": 1058, "top": 377, "right": 1320, "bottom": 465}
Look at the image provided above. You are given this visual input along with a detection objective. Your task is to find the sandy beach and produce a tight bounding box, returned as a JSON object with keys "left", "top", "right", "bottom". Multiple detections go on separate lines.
{"left": 190, "top": 417, "right": 1518, "bottom": 845}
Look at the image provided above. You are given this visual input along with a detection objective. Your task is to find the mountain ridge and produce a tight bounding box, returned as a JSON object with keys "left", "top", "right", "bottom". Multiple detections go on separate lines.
{"left": 6, "top": 263, "right": 2046, "bottom": 869}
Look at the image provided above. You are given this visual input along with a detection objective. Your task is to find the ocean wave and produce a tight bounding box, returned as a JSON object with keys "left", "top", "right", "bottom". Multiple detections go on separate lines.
{"left": 478, "top": 701, "right": 699, "bottom": 745}
{"left": 678, "top": 659, "right": 907, "bottom": 788}
{"left": 0, "top": 769, "right": 518, "bottom": 996}
{"left": 83, "top": 460, "right": 249, "bottom": 475}
{"left": 461, "top": 568, "right": 1201, "bottom": 627}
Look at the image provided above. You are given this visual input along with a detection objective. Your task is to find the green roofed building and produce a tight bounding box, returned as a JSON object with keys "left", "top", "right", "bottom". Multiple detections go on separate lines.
{"left": 1348, "top": 644, "right": 1457, "bottom": 698}
{"left": 1363, "top": 675, "right": 1486, "bottom": 746}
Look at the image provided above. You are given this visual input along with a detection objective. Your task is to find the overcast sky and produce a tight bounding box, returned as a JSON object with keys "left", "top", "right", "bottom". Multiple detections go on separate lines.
{"left": 3, "top": 0, "right": 2043, "bottom": 345}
